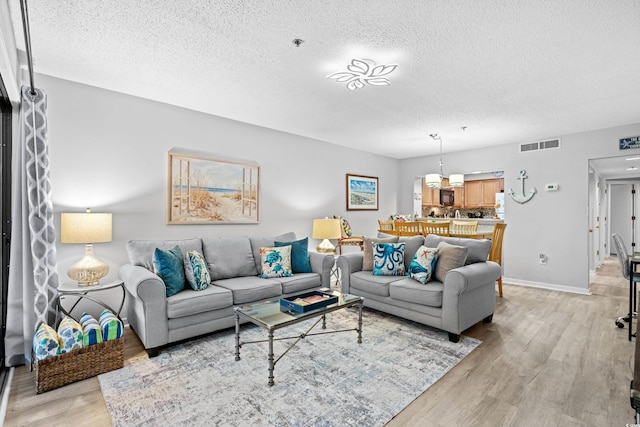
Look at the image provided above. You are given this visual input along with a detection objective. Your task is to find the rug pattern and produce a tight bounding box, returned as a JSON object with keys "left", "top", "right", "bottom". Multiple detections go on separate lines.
{"left": 99, "top": 309, "right": 480, "bottom": 426}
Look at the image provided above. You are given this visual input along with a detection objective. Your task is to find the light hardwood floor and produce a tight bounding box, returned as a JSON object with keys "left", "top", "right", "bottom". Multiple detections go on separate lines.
{"left": 3, "top": 258, "right": 636, "bottom": 426}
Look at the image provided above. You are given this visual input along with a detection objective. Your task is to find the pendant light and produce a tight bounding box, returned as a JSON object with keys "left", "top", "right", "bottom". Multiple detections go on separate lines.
{"left": 425, "top": 134, "right": 464, "bottom": 188}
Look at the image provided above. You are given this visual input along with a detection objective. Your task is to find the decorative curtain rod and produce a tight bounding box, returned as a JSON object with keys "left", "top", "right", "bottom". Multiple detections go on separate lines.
{"left": 19, "top": 0, "right": 37, "bottom": 96}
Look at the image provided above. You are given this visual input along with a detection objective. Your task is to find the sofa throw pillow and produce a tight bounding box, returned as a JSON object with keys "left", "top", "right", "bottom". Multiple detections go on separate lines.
{"left": 260, "top": 246, "right": 293, "bottom": 278}
{"left": 408, "top": 246, "right": 439, "bottom": 284}
{"left": 434, "top": 241, "right": 469, "bottom": 283}
{"left": 372, "top": 242, "right": 406, "bottom": 276}
{"left": 334, "top": 215, "right": 352, "bottom": 237}
{"left": 184, "top": 250, "right": 211, "bottom": 291}
{"left": 363, "top": 236, "right": 400, "bottom": 271}
{"left": 274, "top": 237, "right": 312, "bottom": 273}
{"left": 153, "top": 245, "right": 186, "bottom": 297}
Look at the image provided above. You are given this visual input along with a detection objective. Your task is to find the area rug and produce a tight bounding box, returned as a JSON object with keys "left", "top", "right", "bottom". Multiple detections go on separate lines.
{"left": 99, "top": 309, "right": 480, "bottom": 427}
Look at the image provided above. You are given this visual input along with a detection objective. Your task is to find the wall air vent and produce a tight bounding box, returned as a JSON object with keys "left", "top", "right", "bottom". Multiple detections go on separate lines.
{"left": 520, "top": 138, "right": 561, "bottom": 153}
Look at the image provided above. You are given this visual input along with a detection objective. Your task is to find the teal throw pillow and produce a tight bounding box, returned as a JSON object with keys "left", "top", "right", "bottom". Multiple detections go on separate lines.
{"left": 372, "top": 242, "right": 405, "bottom": 276}
{"left": 408, "top": 246, "right": 438, "bottom": 284}
{"left": 153, "top": 245, "right": 186, "bottom": 297}
{"left": 184, "top": 250, "right": 211, "bottom": 291}
{"left": 274, "top": 237, "right": 312, "bottom": 273}
{"left": 260, "top": 246, "right": 293, "bottom": 278}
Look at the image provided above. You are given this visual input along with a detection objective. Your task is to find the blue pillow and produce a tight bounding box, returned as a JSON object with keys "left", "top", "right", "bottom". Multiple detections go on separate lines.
{"left": 184, "top": 250, "right": 211, "bottom": 291}
{"left": 372, "top": 242, "right": 405, "bottom": 276}
{"left": 260, "top": 246, "right": 293, "bottom": 278}
{"left": 153, "top": 245, "right": 186, "bottom": 297}
{"left": 408, "top": 246, "right": 438, "bottom": 284}
{"left": 274, "top": 237, "right": 312, "bottom": 273}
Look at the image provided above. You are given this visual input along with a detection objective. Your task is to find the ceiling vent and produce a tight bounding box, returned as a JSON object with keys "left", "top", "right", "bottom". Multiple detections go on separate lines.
{"left": 519, "top": 138, "right": 561, "bottom": 153}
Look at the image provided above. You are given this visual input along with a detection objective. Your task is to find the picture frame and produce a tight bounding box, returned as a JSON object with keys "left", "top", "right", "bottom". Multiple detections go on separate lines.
{"left": 167, "top": 150, "right": 259, "bottom": 224}
{"left": 346, "top": 174, "right": 379, "bottom": 211}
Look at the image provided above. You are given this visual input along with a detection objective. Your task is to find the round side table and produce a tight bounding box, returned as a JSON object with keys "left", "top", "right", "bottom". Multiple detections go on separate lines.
{"left": 57, "top": 279, "right": 125, "bottom": 322}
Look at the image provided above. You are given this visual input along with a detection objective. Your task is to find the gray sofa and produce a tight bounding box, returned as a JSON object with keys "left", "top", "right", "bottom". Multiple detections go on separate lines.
{"left": 337, "top": 234, "right": 501, "bottom": 342}
{"left": 118, "top": 232, "right": 334, "bottom": 354}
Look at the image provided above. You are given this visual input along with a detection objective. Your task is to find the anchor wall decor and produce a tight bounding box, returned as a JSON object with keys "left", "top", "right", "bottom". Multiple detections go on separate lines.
{"left": 508, "top": 170, "right": 536, "bottom": 204}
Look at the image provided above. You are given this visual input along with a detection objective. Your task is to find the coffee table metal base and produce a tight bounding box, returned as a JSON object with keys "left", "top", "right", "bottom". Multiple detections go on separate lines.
{"left": 234, "top": 296, "right": 363, "bottom": 386}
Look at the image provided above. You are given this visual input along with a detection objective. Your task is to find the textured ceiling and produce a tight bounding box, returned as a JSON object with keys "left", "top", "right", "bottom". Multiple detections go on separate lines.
{"left": 7, "top": 0, "right": 640, "bottom": 159}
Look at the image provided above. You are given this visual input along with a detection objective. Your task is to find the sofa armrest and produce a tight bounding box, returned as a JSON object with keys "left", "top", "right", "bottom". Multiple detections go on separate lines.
{"left": 441, "top": 261, "right": 501, "bottom": 335}
{"left": 309, "top": 251, "right": 335, "bottom": 288}
{"left": 118, "top": 263, "right": 169, "bottom": 349}
{"left": 336, "top": 252, "right": 364, "bottom": 293}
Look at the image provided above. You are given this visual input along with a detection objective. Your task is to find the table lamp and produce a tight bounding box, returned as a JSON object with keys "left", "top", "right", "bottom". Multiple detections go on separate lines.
{"left": 60, "top": 208, "right": 112, "bottom": 286}
{"left": 312, "top": 218, "right": 342, "bottom": 254}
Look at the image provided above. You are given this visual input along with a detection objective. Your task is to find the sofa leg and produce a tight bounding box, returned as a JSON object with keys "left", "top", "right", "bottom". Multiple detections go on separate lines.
{"left": 483, "top": 314, "right": 494, "bottom": 323}
{"left": 146, "top": 347, "right": 161, "bottom": 358}
{"left": 448, "top": 332, "right": 460, "bottom": 343}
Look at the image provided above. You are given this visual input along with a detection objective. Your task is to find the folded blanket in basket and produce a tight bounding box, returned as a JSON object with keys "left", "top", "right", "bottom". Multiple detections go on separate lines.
{"left": 33, "top": 323, "right": 59, "bottom": 360}
{"left": 99, "top": 309, "right": 123, "bottom": 341}
{"left": 57, "top": 316, "right": 83, "bottom": 354}
{"left": 80, "top": 313, "right": 103, "bottom": 346}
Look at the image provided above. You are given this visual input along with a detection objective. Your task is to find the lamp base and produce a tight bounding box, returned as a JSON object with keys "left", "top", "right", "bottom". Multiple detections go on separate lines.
{"left": 67, "top": 244, "right": 109, "bottom": 286}
{"left": 316, "top": 239, "right": 336, "bottom": 254}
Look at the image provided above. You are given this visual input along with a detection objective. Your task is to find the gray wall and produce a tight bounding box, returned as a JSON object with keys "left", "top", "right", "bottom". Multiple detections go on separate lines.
{"left": 39, "top": 74, "right": 399, "bottom": 313}
{"left": 400, "top": 124, "right": 640, "bottom": 293}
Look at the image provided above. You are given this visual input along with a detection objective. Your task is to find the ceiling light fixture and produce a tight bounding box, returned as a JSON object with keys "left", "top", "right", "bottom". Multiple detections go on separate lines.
{"left": 626, "top": 157, "right": 640, "bottom": 161}
{"left": 627, "top": 166, "right": 638, "bottom": 171}
{"left": 424, "top": 134, "right": 464, "bottom": 189}
{"left": 327, "top": 59, "right": 397, "bottom": 91}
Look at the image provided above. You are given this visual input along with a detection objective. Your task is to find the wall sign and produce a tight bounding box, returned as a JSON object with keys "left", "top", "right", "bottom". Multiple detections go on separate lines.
{"left": 620, "top": 136, "right": 640, "bottom": 150}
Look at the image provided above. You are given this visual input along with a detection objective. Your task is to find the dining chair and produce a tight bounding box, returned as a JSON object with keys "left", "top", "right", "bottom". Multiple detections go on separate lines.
{"left": 488, "top": 223, "right": 507, "bottom": 297}
{"left": 377, "top": 219, "right": 397, "bottom": 235}
{"left": 420, "top": 221, "right": 450, "bottom": 237}
{"left": 451, "top": 220, "right": 479, "bottom": 236}
{"left": 394, "top": 221, "right": 421, "bottom": 236}
{"left": 334, "top": 215, "right": 364, "bottom": 254}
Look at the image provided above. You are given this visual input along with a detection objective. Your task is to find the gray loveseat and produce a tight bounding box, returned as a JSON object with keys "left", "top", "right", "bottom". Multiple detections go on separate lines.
{"left": 119, "top": 232, "right": 334, "bottom": 354}
{"left": 337, "top": 234, "right": 501, "bottom": 342}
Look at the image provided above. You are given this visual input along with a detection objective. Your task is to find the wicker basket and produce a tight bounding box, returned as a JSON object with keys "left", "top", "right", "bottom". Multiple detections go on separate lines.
{"left": 34, "top": 338, "right": 124, "bottom": 394}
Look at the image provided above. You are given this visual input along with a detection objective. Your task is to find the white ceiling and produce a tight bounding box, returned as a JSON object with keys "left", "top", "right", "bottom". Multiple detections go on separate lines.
{"left": 7, "top": 1, "right": 640, "bottom": 160}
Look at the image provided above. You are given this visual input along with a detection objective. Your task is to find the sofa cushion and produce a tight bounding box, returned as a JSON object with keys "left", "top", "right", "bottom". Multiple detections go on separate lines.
{"left": 408, "top": 246, "right": 438, "bottom": 284}
{"left": 250, "top": 232, "right": 297, "bottom": 274}
{"left": 260, "top": 246, "right": 293, "bottom": 278}
{"left": 184, "top": 250, "right": 211, "bottom": 291}
{"left": 278, "top": 273, "right": 322, "bottom": 294}
{"left": 372, "top": 242, "right": 406, "bottom": 276}
{"left": 363, "top": 236, "right": 399, "bottom": 271}
{"left": 127, "top": 238, "right": 203, "bottom": 271}
{"left": 202, "top": 236, "right": 258, "bottom": 280}
{"left": 213, "top": 276, "right": 282, "bottom": 304}
{"left": 434, "top": 241, "right": 469, "bottom": 282}
{"left": 350, "top": 271, "right": 403, "bottom": 297}
{"left": 166, "top": 285, "right": 233, "bottom": 319}
{"left": 389, "top": 278, "right": 444, "bottom": 307}
{"left": 153, "top": 245, "right": 185, "bottom": 297}
{"left": 400, "top": 235, "right": 427, "bottom": 271}
{"left": 424, "top": 235, "right": 491, "bottom": 265}
{"left": 274, "top": 237, "right": 312, "bottom": 273}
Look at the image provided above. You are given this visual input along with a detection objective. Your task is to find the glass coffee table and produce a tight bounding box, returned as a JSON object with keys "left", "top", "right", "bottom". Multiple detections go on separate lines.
{"left": 234, "top": 289, "right": 364, "bottom": 386}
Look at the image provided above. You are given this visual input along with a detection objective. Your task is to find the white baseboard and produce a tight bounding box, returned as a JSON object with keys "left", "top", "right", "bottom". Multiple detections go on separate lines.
{"left": 503, "top": 277, "right": 591, "bottom": 295}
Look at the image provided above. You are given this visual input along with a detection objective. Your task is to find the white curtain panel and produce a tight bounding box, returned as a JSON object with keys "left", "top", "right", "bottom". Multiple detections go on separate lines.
{"left": 4, "top": 87, "right": 59, "bottom": 366}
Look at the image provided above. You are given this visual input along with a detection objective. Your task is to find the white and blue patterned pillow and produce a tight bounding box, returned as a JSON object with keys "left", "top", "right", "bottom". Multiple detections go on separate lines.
{"left": 184, "top": 250, "right": 211, "bottom": 291}
{"left": 372, "top": 242, "right": 405, "bottom": 276}
{"left": 260, "top": 246, "right": 293, "bottom": 278}
{"left": 408, "top": 246, "right": 438, "bottom": 284}
{"left": 33, "top": 323, "right": 59, "bottom": 360}
{"left": 57, "top": 316, "right": 83, "bottom": 354}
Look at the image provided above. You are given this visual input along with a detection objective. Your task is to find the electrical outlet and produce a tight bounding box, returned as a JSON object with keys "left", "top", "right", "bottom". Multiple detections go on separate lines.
{"left": 539, "top": 253, "right": 547, "bottom": 265}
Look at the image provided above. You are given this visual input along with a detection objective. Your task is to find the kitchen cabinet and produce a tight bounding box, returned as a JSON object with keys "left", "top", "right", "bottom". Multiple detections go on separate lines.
{"left": 464, "top": 181, "right": 483, "bottom": 207}
{"left": 482, "top": 179, "right": 503, "bottom": 206}
{"left": 453, "top": 186, "right": 465, "bottom": 208}
{"left": 421, "top": 179, "right": 436, "bottom": 206}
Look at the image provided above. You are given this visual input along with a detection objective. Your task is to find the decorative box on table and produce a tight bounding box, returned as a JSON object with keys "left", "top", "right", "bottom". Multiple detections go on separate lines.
{"left": 280, "top": 291, "right": 338, "bottom": 314}
{"left": 34, "top": 338, "right": 124, "bottom": 394}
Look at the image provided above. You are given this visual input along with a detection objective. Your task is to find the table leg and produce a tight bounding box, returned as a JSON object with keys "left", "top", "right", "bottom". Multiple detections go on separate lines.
{"left": 322, "top": 313, "right": 326, "bottom": 329}
{"left": 631, "top": 266, "right": 635, "bottom": 341}
{"left": 268, "top": 329, "right": 275, "bottom": 386}
{"left": 357, "top": 300, "right": 363, "bottom": 344}
{"left": 235, "top": 312, "right": 241, "bottom": 361}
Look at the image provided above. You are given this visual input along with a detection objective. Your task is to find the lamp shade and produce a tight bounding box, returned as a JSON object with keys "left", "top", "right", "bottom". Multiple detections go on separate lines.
{"left": 312, "top": 218, "right": 342, "bottom": 240}
{"left": 61, "top": 210, "right": 112, "bottom": 244}
{"left": 424, "top": 174, "right": 442, "bottom": 189}
{"left": 448, "top": 174, "right": 465, "bottom": 187}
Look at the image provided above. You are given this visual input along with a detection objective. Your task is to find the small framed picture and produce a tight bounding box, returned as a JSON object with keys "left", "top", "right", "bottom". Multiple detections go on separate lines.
{"left": 346, "top": 174, "right": 379, "bottom": 211}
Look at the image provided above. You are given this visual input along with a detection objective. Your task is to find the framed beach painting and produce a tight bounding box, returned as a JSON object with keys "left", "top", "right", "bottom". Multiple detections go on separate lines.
{"left": 167, "top": 150, "right": 259, "bottom": 224}
{"left": 346, "top": 174, "right": 379, "bottom": 211}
